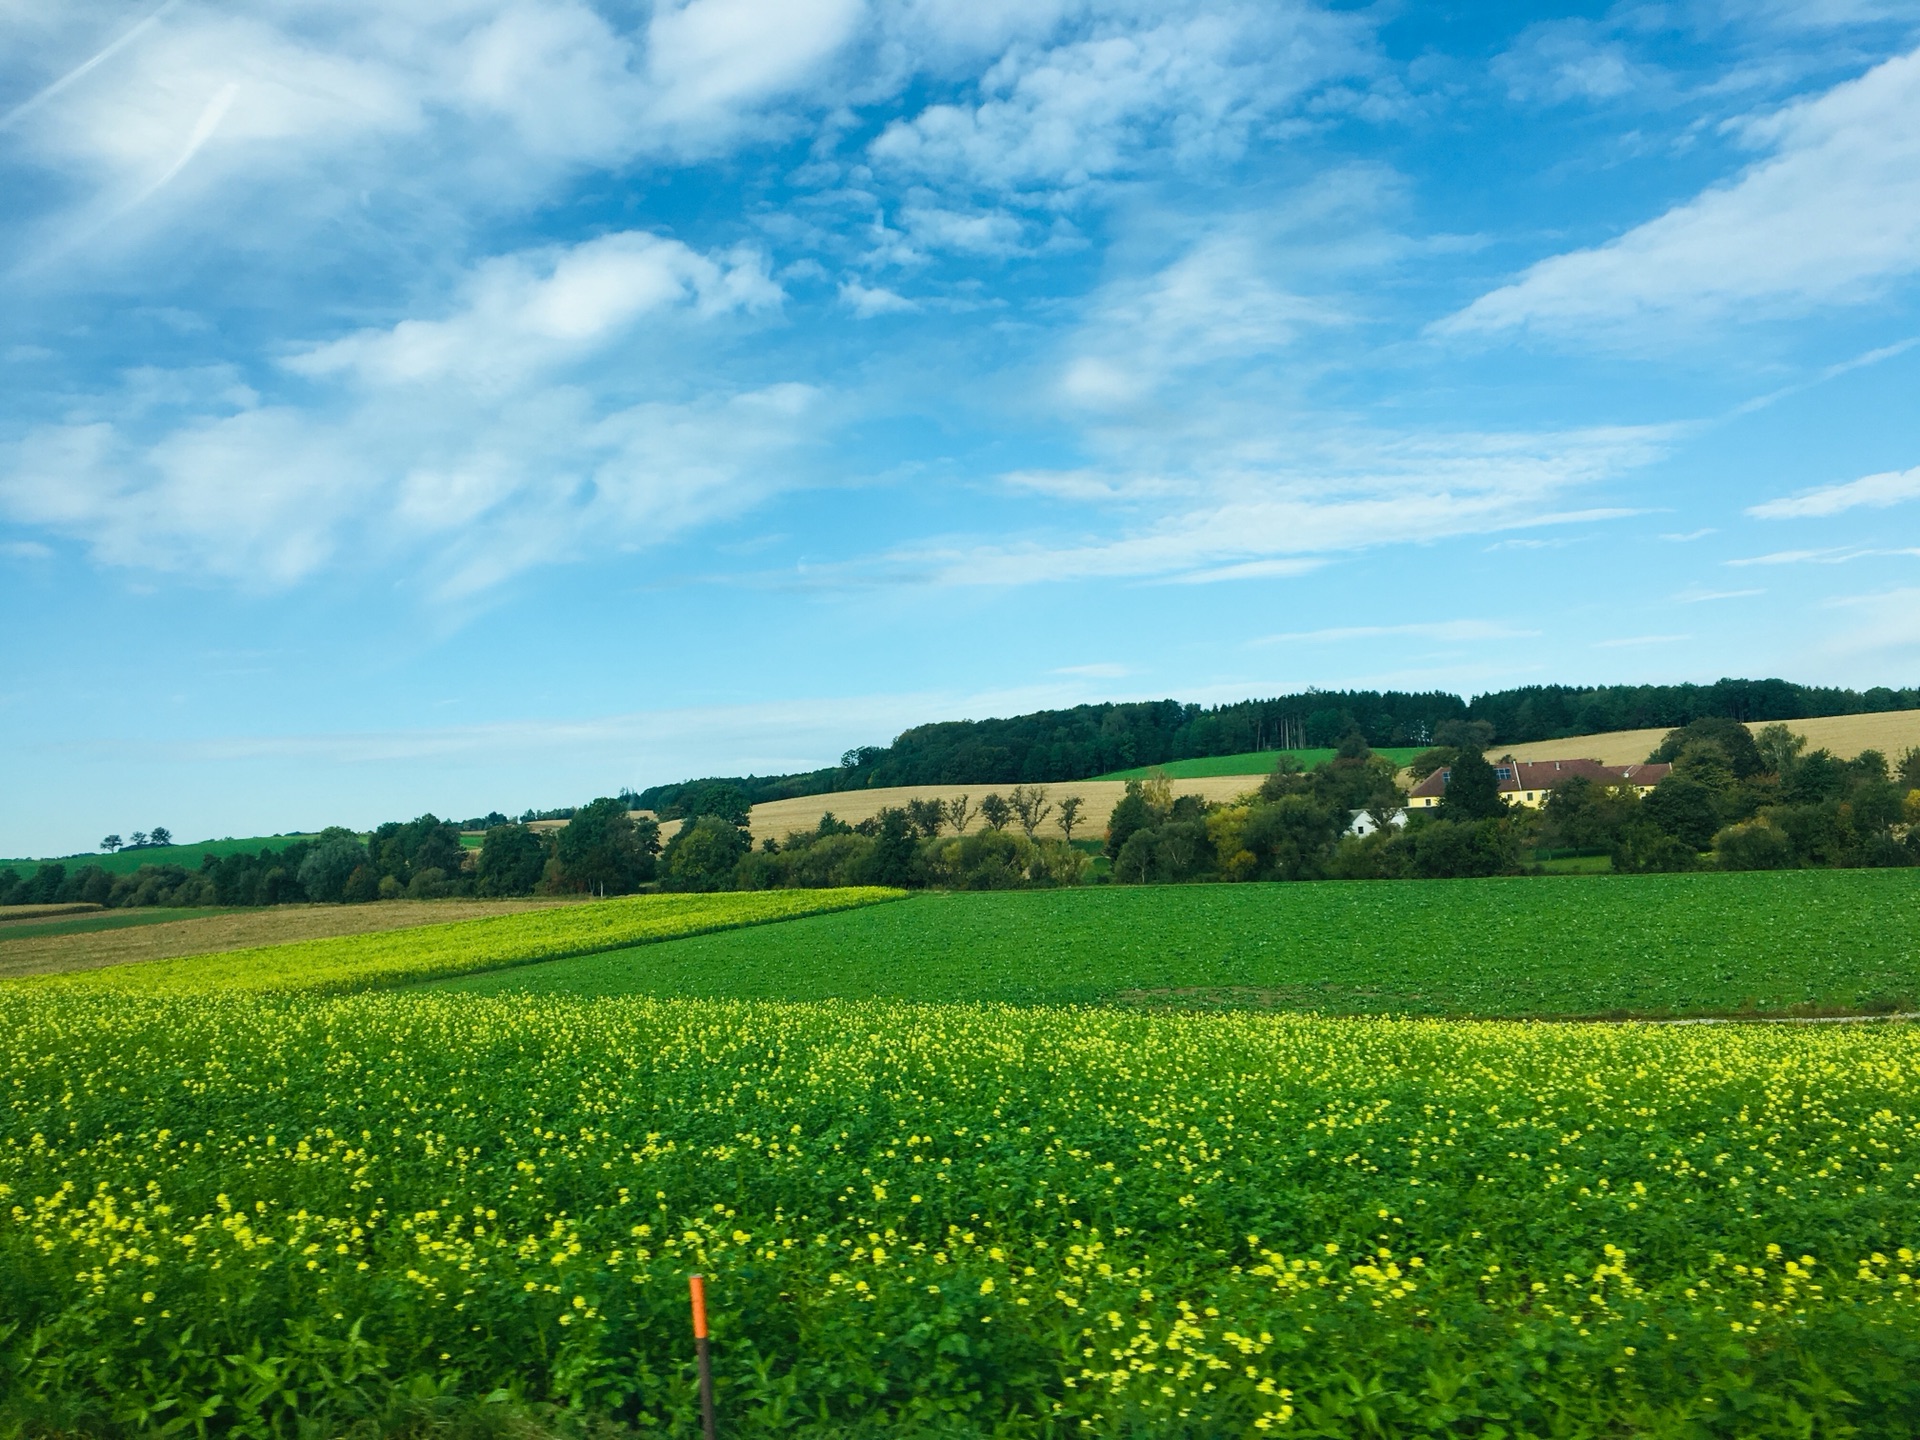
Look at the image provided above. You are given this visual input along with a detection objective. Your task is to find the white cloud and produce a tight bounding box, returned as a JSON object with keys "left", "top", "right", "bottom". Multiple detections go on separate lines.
{"left": 886, "top": 426, "right": 1666, "bottom": 587}
{"left": 644, "top": 0, "right": 867, "bottom": 135}
{"left": 1441, "top": 46, "right": 1920, "bottom": 336}
{"left": 290, "top": 231, "right": 780, "bottom": 389}
{"left": 1747, "top": 463, "right": 1920, "bottom": 517}
{"left": 869, "top": 4, "right": 1375, "bottom": 193}
{"left": 0, "top": 230, "right": 814, "bottom": 595}
{"left": 1593, "top": 634, "right": 1690, "bottom": 648}
{"left": 1060, "top": 230, "right": 1339, "bottom": 407}
{"left": 1725, "top": 545, "right": 1920, "bottom": 564}
{"left": 1492, "top": 21, "right": 1651, "bottom": 105}
{"left": 1253, "top": 620, "right": 1539, "bottom": 645}
{"left": 838, "top": 279, "right": 919, "bottom": 316}
{"left": 1, "top": 0, "right": 879, "bottom": 263}
{"left": 1673, "top": 585, "right": 1764, "bottom": 602}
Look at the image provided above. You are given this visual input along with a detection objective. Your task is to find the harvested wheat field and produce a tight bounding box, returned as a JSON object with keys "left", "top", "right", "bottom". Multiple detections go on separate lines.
{"left": 745, "top": 775, "right": 1267, "bottom": 842}
{"left": 0, "top": 898, "right": 585, "bottom": 979}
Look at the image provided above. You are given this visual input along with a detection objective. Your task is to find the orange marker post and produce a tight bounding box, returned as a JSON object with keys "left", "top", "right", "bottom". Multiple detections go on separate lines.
{"left": 689, "top": 1274, "right": 717, "bottom": 1440}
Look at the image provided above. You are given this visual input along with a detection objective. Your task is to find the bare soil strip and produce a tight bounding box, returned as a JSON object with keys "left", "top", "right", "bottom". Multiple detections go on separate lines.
{"left": 0, "top": 899, "right": 584, "bottom": 978}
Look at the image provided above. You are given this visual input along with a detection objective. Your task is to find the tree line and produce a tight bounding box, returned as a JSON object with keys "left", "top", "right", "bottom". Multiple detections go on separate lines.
{"left": 1100, "top": 723, "right": 1920, "bottom": 884}
{"left": 10, "top": 714, "right": 1915, "bottom": 913}
{"left": 637, "top": 678, "right": 1920, "bottom": 813}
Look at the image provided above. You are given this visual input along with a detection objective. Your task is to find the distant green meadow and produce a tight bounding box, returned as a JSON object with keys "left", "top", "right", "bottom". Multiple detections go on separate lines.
{"left": 442, "top": 869, "right": 1920, "bottom": 1020}
{"left": 0, "top": 833, "right": 317, "bottom": 879}
{"left": 1094, "top": 746, "right": 1424, "bottom": 781}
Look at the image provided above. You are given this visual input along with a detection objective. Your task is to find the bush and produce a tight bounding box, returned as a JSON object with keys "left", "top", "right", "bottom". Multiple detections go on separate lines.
{"left": 1405, "top": 818, "right": 1519, "bottom": 879}
{"left": 1610, "top": 823, "right": 1699, "bottom": 874}
{"left": 1714, "top": 820, "right": 1794, "bottom": 871}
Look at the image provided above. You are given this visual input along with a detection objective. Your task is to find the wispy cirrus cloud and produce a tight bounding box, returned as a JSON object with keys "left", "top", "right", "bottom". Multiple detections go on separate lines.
{"left": 1747, "top": 463, "right": 1920, "bottom": 517}
{"left": 1253, "top": 619, "right": 1538, "bottom": 645}
{"left": 1438, "top": 46, "right": 1920, "bottom": 338}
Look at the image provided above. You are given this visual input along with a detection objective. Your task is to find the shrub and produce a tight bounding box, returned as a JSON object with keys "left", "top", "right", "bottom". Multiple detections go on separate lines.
{"left": 1714, "top": 819, "right": 1794, "bottom": 871}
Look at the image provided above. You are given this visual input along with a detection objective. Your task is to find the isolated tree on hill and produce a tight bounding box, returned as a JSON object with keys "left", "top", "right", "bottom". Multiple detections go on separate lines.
{"left": 905, "top": 798, "right": 946, "bottom": 839}
{"left": 149, "top": 827, "right": 172, "bottom": 847}
{"left": 99, "top": 835, "right": 122, "bottom": 853}
{"left": 1056, "top": 795, "right": 1085, "bottom": 842}
{"left": 979, "top": 793, "right": 1012, "bottom": 831}
{"left": 944, "top": 795, "right": 974, "bottom": 834}
{"left": 1008, "top": 785, "right": 1052, "bottom": 839}
{"left": 1754, "top": 723, "right": 1806, "bottom": 777}
{"left": 129, "top": 832, "right": 148, "bottom": 848}
{"left": 1438, "top": 749, "right": 1506, "bottom": 821}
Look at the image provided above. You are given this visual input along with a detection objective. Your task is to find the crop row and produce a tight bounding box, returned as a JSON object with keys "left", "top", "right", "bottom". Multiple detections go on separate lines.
{"left": 4, "top": 993, "right": 1917, "bottom": 1436}
{"left": 14, "top": 888, "right": 903, "bottom": 995}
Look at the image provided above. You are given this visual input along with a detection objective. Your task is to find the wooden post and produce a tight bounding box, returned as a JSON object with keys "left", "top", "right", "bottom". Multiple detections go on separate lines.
{"left": 689, "top": 1273, "right": 716, "bottom": 1440}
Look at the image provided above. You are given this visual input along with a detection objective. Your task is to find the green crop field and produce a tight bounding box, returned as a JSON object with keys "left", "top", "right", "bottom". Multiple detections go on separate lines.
{"left": 6, "top": 872, "right": 1920, "bottom": 1437}
{"left": 0, "top": 833, "right": 318, "bottom": 879}
{"left": 1094, "top": 747, "right": 1424, "bottom": 781}
{"left": 446, "top": 869, "right": 1920, "bottom": 1020}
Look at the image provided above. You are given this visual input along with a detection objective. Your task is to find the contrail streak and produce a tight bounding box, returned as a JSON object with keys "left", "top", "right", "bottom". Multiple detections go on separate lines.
{"left": 0, "top": 0, "right": 183, "bottom": 132}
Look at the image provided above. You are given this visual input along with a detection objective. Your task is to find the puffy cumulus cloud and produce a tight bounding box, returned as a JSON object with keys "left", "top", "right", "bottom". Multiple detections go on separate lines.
{"left": 289, "top": 230, "right": 781, "bottom": 389}
{"left": 868, "top": 2, "right": 1377, "bottom": 194}
{"left": 0, "top": 231, "right": 817, "bottom": 596}
{"left": 1747, "top": 463, "right": 1920, "bottom": 517}
{"left": 1440, "top": 46, "right": 1920, "bottom": 338}
{"left": 884, "top": 426, "right": 1668, "bottom": 587}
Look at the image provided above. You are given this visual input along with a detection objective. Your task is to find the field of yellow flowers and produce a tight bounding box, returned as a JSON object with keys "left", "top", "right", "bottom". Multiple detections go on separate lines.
{"left": 20, "top": 888, "right": 904, "bottom": 995}
{"left": 4, "top": 991, "right": 1917, "bottom": 1437}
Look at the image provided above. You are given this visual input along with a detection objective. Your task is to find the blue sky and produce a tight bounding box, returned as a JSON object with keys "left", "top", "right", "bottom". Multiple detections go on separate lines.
{"left": 5, "top": 0, "right": 1920, "bottom": 856}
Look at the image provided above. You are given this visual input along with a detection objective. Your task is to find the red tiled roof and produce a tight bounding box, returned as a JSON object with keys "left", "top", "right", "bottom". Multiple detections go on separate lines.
{"left": 1408, "top": 758, "right": 1672, "bottom": 799}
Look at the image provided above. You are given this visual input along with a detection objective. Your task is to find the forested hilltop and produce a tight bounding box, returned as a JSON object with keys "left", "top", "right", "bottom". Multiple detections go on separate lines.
{"left": 640, "top": 677, "right": 1920, "bottom": 813}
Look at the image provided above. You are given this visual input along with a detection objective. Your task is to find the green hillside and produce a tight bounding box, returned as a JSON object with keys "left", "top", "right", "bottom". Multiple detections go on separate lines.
{"left": 0, "top": 833, "right": 318, "bottom": 879}
{"left": 1094, "top": 745, "right": 1424, "bottom": 781}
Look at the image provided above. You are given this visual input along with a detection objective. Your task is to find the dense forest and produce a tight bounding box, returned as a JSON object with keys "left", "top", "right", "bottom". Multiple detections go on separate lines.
{"left": 639, "top": 677, "right": 1920, "bottom": 815}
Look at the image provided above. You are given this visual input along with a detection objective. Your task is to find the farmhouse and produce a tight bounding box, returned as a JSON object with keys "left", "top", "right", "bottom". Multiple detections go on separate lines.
{"left": 1407, "top": 758, "right": 1672, "bottom": 810}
